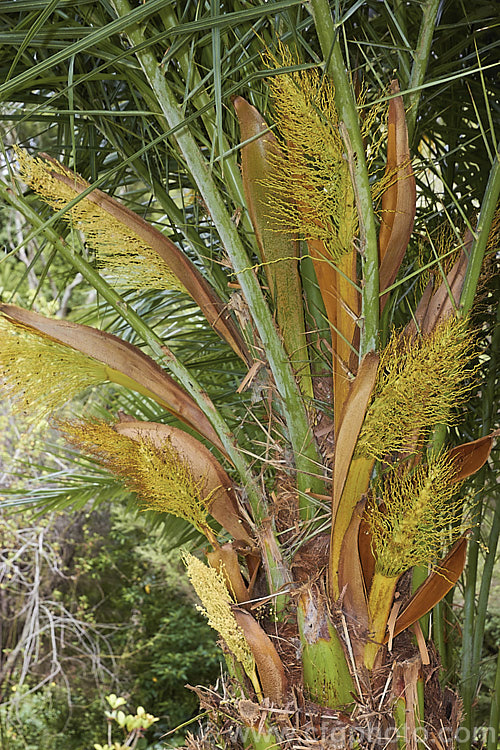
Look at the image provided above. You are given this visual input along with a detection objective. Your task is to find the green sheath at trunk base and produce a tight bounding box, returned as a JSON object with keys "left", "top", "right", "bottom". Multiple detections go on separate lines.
{"left": 297, "top": 589, "right": 355, "bottom": 708}
{"left": 246, "top": 728, "right": 281, "bottom": 750}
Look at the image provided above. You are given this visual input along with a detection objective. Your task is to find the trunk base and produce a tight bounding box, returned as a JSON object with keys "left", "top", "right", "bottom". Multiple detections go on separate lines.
{"left": 184, "top": 642, "right": 462, "bottom": 750}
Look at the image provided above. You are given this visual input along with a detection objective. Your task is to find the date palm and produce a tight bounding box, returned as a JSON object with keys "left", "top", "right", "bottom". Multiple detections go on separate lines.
{"left": 0, "top": 1, "right": 499, "bottom": 748}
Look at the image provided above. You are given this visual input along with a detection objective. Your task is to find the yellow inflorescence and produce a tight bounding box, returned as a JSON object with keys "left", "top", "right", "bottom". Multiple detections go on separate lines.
{"left": 57, "top": 419, "right": 212, "bottom": 535}
{"left": 15, "top": 148, "right": 184, "bottom": 292}
{"left": 417, "top": 223, "right": 462, "bottom": 296}
{"left": 183, "top": 552, "right": 254, "bottom": 673}
{"left": 357, "top": 316, "right": 476, "bottom": 461}
{"left": 263, "top": 52, "right": 357, "bottom": 263}
{"left": 369, "top": 452, "right": 465, "bottom": 577}
{"left": 0, "top": 315, "right": 108, "bottom": 420}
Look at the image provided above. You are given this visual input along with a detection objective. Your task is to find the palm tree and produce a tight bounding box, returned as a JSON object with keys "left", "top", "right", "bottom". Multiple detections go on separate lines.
{"left": 0, "top": 1, "right": 498, "bottom": 748}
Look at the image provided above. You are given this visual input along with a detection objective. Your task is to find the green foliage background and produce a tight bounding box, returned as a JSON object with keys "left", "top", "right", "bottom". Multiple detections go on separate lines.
{"left": 0, "top": 500, "right": 221, "bottom": 748}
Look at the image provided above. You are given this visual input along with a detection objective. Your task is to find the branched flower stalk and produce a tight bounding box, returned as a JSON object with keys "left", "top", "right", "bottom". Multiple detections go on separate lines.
{"left": 264, "top": 50, "right": 384, "bottom": 272}
{"left": 370, "top": 454, "right": 466, "bottom": 577}
{"left": 0, "top": 316, "right": 108, "bottom": 421}
{"left": 364, "top": 452, "right": 467, "bottom": 669}
{"left": 183, "top": 552, "right": 262, "bottom": 700}
{"left": 309, "top": 0, "right": 380, "bottom": 355}
{"left": 58, "top": 419, "right": 219, "bottom": 545}
{"left": 357, "top": 316, "right": 477, "bottom": 461}
{"left": 264, "top": 55, "right": 357, "bottom": 264}
{"left": 15, "top": 149, "right": 185, "bottom": 292}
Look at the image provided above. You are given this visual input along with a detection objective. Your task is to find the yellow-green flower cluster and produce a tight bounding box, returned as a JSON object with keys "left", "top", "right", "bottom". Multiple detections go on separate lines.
{"left": 15, "top": 148, "right": 183, "bottom": 292}
{"left": 264, "top": 52, "right": 357, "bottom": 263}
{"left": 0, "top": 314, "right": 107, "bottom": 420}
{"left": 58, "top": 419, "right": 212, "bottom": 535}
{"left": 417, "top": 223, "right": 460, "bottom": 295}
{"left": 368, "top": 452, "right": 465, "bottom": 577}
{"left": 183, "top": 552, "right": 254, "bottom": 674}
{"left": 357, "top": 316, "right": 476, "bottom": 460}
